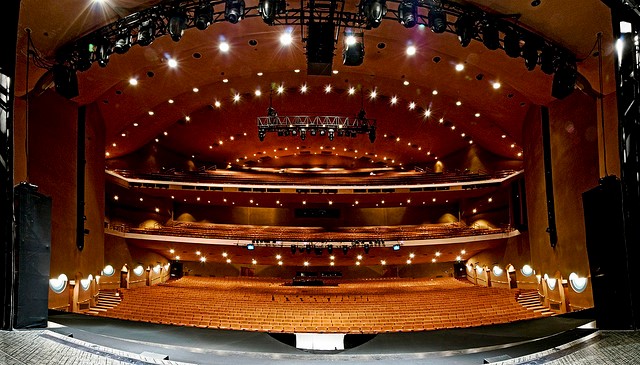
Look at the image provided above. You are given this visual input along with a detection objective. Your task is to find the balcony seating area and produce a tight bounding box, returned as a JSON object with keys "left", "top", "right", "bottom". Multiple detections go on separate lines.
{"left": 96, "top": 276, "right": 542, "bottom": 333}
{"left": 125, "top": 221, "right": 512, "bottom": 241}
{"left": 112, "top": 168, "right": 518, "bottom": 187}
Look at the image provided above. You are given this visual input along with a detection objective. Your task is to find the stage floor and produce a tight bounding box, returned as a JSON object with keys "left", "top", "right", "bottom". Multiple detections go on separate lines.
{"left": 44, "top": 311, "right": 598, "bottom": 364}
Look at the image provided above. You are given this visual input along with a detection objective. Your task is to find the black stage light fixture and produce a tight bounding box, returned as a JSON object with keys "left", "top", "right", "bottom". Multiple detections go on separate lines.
{"left": 168, "top": 11, "right": 187, "bottom": 42}
{"left": 113, "top": 33, "right": 131, "bottom": 54}
{"left": 361, "top": 0, "right": 387, "bottom": 29}
{"left": 482, "top": 21, "right": 500, "bottom": 50}
{"left": 76, "top": 43, "right": 93, "bottom": 72}
{"left": 319, "top": 129, "right": 326, "bottom": 136}
{"left": 91, "top": 38, "right": 111, "bottom": 68}
{"left": 428, "top": 9, "right": 446, "bottom": 33}
{"left": 503, "top": 30, "right": 521, "bottom": 58}
{"left": 369, "top": 128, "right": 376, "bottom": 143}
{"left": 258, "top": 0, "right": 285, "bottom": 25}
{"left": 300, "top": 129, "right": 306, "bottom": 140}
{"left": 137, "top": 19, "right": 155, "bottom": 46}
{"left": 522, "top": 37, "right": 540, "bottom": 71}
{"left": 305, "top": 244, "right": 312, "bottom": 254}
{"left": 310, "top": 129, "right": 317, "bottom": 136}
{"left": 364, "top": 244, "right": 370, "bottom": 254}
{"left": 398, "top": 0, "right": 418, "bottom": 28}
{"left": 259, "top": 129, "right": 266, "bottom": 141}
{"left": 328, "top": 129, "right": 335, "bottom": 141}
{"left": 343, "top": 32, "right": 364, "bottom": 66}
{"left": 342, "top": 245, "right": 349, "bottom": 255}
{"left": 195, "top": 5, "right": 214, "bottom": 30}
{"left": 314, "top": 246, "right": 323, "bottom": 255}
{"left": 53, "top": 64, "right": 79, "bottom": 99}
{"left": 247, "top": 243, "right": 255, "bottom": 250}
{"left": 327, "top": 244, "right": 333, "bottom": 254}
{"left": 540, "top": 46, "right": 556, "bottom": 75}
{"left": 225, "top": 0, "right": 245, "bottom": 24}
{"left": 393, "top": 244, "right": 400, "bottom": 251}
{"left": 291, "top": 245, "right": 297, "bottom": 254}
{"left": 551, "top": 59, "right": 577, "bottom": 99}
{"left": 455, "top": 14, "right": 476, "bottom": 47}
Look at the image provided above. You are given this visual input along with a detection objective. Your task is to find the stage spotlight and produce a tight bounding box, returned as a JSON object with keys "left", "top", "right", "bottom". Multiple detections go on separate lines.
{"left": 342, "top": 245, "right": 349, "bottom": 255}
{"left": 247, "top": 243, "right": 255, "bottom": 250}
{"left": 310, "top": 129, "right": 317, "bottom": 136}
{"left": 306, "top": 244, "right": 312, "bottom": 254}
{"left": 168, "top": 11, "right": 187, "bottom": 42}
{"left": 523, "top": 37, "right": 540, "bottom": 71}
{"left": 113, "top": 33, "right": 131, "bottom": 54}
{"left": 300, "top": 129, "right": 306, "bottom": 140}
{"left": 398, "top": 0, "right": 418, "bottom": 28}
{"left": 328, "top": 129, "right": 335, "bottom": 141}
{"left": 551, "top": 59, "right": 577, "bottom": 99}
{"left": 137, "top": 19, "right": 155, "bottom": 46}
{"left": 225, "top": 0, "right": 245, "bottom": 24}
{"left": 364, "top": 244, "right": 370, "bottom": 254}
{"left": 76, "top": 43, "right": 93, "bottom": 71}
{"left": 482, "top": 21, "right": 500, "bottom": 50}
{"left": 195, "top": 5, "right": 213, "bottom": 30}
{"left": 259, "top": 0, "right": 285, "bottom": 25}
{"left": 503, "top": 30, "right": 521, "bottom": 58}
{"left": 393, "top": 244, "right": 401, "bottom": 251}
{"left": 343, "top": 32, "right": 364, "bottom": 66}
{"left": 327, "top": 245, "right": 333, "bottom": 254}
{"left": 368, "top": 128, "right": 376, "bottom": 143}
{"left": 291, "top": 245, "right": 297, "bottom": 254}
{"left": 315, "top": 246, "right": 323, "bottom": 255}
{"left": 258, "top": 129, "right": 266, "bottom": 141}
{"left": 361, "top": 0, "right": 387, "bottom": 29}
{"left": 455, "top": 14, "right": 475, "bottom": 47}
{"left": 93, "top": 38, "right": 111, "bottom": 68}
{"left": 428, "top": 9, "right": 446, "bottom": 33}
{"left": 540, "top": 46, "right": 556, "bottom": 75}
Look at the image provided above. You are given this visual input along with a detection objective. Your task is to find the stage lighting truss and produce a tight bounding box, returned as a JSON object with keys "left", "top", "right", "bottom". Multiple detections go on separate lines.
{"left": 55, "top": 0, "right": 577, "bottom": 98}
{"left": 257, "top": 114, "right": 376, "bottom": 142}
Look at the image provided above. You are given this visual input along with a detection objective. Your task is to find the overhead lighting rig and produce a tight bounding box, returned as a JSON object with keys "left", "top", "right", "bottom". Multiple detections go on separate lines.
{"left": 257, "top": 114, "right": 376, "bottom": 142}
{"left": 54, "top": 0, "right": 579, "bottom": 99}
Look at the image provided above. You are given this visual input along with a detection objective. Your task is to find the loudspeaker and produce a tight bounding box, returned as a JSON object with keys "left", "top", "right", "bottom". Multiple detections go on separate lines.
{"left": 169, "top": 261, "right": 183, "bottom": 279}
{"left": 306, "top": 23, "right": 335, "bottom": 76}
{"left": 53, "top": 64, "right": 79, "bottom": 99}
{"left": 583, "top": 176, "right": 639, "bottom": 330}
{"left": 14, "top": 182, "right": 51, "bottom": 329}
{"left": 551, "top": 63, "right": 576, "bottom": 100}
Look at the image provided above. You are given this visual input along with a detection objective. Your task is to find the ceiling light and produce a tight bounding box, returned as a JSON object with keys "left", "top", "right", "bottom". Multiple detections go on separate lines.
{"left": 390, "top": 96, "right": 398, "bottom": 104}
{"left": 461, "top": 249, "right": 466, "bottom": 254}
{"left": 492, "top": 82, "right": 501, "bottom": 89}
{"left": 456, "top": 100, "right": 462, "bottom": 106}
{"left": 279, "top": 31, "right": 293, "bottom": 45}
{"left": 255, "top": 89, "right": 262, "bottom": 96}
{"left": 511, "top": 143, "right": 516, "bottom": 148}
{"left": 175, "top": 256, "right": 180, "bottom": 260}
{"left": 451, "top": 125, "right": 456, "bottom": 130}
{"left": 475, "top": 113, "right": 480, "bottom": 117}
{"left": 300, "top": 84, "right": 308, "bottom": 93}
{"left": 252, "top": 259, "right": 257, "bottom": 265}
{"left": 303, "top": 261, "right": 309, "bottom": 266}
{"left": 224, "top": 0, "right": 245, "bottom": 23}
{"left": 432, "top": 258, "right": 436, "bottom": 263}
{"left": 168, "top": 99, "right": 174, "bottom": 104}
{"left": 409, "top": 102, "right": 416, "bottom": 110}
{"left": 233, "top": 93, "right": 241, "bottom": 102}
{"left": 222, "top": 78, "right": 229, "bottom": 83}
{"left": 167, "top": 58, "right": 178, "bottom": 68}
{"left": 112, "top": 143, "right": 117, "bottom": 147}
{"left": 406, "top": 259, "right": 412, "bottom": 264}
{"left": 193, "top": 87, "right": 199, "bottom": 93}
{"left": 219, "top": 41, "right": 230, "bottom": 52}
{"left": 348, "top": 87, "right": 356, "bottom": 95}
{"left": 128, "top": 78, "right": 138, "bottom": 85}
{"left": 403, "top": 80, "right": 410, "bottom": 86}
{"left": 148, "top": 111, "right": 154, "bottom": 116}
{"left": 381, "top": 260, "right": 386, "bottom": 265}
{"left": 370, "top": 90, "right": 377, "bottom": 98}
{"left": 455, "top": 63, "right": 465, "bottom": 71}
{"left": 324, "top": 85, "right": 332, "bottom": 93}
{"left": 294, "top": 69, "right": 301, "bottom": 73}
{"left": 432, "top": 90, "right": 438, "bottom": 95}
{"left": 277, "top": 85, "right": 285, "bottom": 94}
{"left": 517, "top": 152, "right": 523, "bottom": 157}
{"left": 406, "top": 45, "right": 417, "bottom": 56}
{"left": 409, "top": 253, "right": 415, "bottom": 258}
{"left": 163, "top": 131, "right": 168, "bottom": 136}
{"left": 185, "top": 116, "right": 191, "bottom": 121}
{"left": 332, "top": 70, "right": 339, "bottom": 74}
{"left": 424, "top": 109, "right": 431, "bottom": 117}
{"left": 461, "top": 133, "right": 466, "bottom": 137}
{"left": 456, "top": 255, "right": 462, "bottom": 261}
{"left": 257, "top": 72, "right": 263, "bottom": 76}
{"left": 214, "top": 100, "right": 221, "bottom": 108}
{"left": 226, "top": 258, "right": 232, "bottom": 263}
{"left": 169, "top": 249, "right": 174, "bottom": 254}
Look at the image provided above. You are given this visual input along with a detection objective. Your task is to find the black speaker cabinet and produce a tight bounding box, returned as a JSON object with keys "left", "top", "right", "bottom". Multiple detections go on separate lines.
{"left": 583, "top": 176, "right": 639, "bottom": 330}
{"left": 14, "top": 182, "right": 51, "bottom": 328}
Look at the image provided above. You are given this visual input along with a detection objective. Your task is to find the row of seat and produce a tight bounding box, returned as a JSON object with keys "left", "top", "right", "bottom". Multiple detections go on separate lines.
{"left": 127, "top": 222, "right": 510, "bottom": 241}
{"left": 95, "top": 276, "right": 542, "bottom": 333}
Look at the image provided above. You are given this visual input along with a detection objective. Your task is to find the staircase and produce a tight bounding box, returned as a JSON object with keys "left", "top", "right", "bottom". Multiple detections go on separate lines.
{"left": 85, "top": 290, "right": 122, "bottom": 315}
{"left": 517, "top": 290, "right": 555, "bottom": 317}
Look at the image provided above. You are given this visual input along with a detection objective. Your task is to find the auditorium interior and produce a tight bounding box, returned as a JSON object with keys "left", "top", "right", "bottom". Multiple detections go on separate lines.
{"left": 2, "top": 0, "right": 640, "bottom": 364}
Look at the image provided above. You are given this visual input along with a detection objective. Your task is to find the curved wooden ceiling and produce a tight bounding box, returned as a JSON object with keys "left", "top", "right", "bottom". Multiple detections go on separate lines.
{"left": 16, "top": 0, "right": 615, "bottom": 169}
